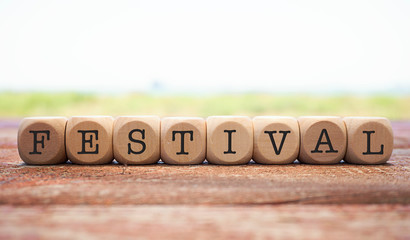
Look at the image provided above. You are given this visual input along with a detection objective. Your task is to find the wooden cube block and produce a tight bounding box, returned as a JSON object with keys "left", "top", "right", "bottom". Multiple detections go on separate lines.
{"left": 344, "top": 117, "right": 393, "bottom": 164}
{"left": 113, "top": 116, "right": 160, "bottom": 164}
{"left": 206, "top": 116, "right": 253, "bottom": 165}
{"left": 161, "top": 117, "right": 206, "bottom": 164}
{"left": 66, "top": 116, "right": 114, "bottom": 164}
{"left": 298, "top": 116, "right": 346, "bottom": 164}
{"left": 253, "top": 116, "right": 299, "bottom": 164}
{"left": 17, "top": 117, "right": 67, "bottom": 165}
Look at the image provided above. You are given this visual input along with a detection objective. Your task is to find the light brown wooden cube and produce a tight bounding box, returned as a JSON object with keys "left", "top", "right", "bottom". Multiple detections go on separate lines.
{"left": 161, "top": 117, "right": 206, "bottom": 165}
{"left": 298, "top": 116, "right": 346, "bottom": 164}
{"left": 344, "top": 117, "right": 393, "bottom": 164}
{"left": 18, "top": 117, "right": 67, "bottom": 165}
{"left": 113, "top": 116, "right": 160, "bottom": 165}
{"left": 206, "top": 116, "right": 253, "bottom": 165}
{"left": 66, "top": 116, "right": 114, "bottom": 164}
{"left": 253, "top": 116, "right": 299, "bottom": 164}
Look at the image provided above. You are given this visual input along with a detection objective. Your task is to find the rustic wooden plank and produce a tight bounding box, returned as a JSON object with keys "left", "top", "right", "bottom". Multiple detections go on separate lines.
{"left": 0, "top": 205, "right": 409, "bottom": 240}
{"left": 0, "top": 121, "right": 409, "bottom": 205}
{"left": 0, "top": 154, "right": 409, "bottom": 205}
{"left": 0, "top": 120, "right": 409, "bottom": 239}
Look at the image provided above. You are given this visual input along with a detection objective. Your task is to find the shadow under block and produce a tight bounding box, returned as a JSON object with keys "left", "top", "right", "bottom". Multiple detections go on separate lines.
{"left": 344, "top": 117, "right": 393, "bottom": 164}
{"left": 113, "top": 116, "right": 160, "bottom": 165}
{"left": 17, "top": 117, "right": 67, "bottom": 165}
{"left": 206, "top": 116, "right": 253, "bottom": 165}
{"left": 298, "top": 116, "right": 347, "bottom": 164}
{"left": 161, "top": 117, "right": 206, "bottom": 164}
{"left": 253, "top": 116, "right": 300, "bottom": 164}
{"left": 66, "top": 116, "right": 114, "bottom": 164}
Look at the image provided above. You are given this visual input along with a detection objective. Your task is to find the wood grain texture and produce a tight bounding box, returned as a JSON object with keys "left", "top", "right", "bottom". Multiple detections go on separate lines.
{"left": 298, "top": 116, "right": 347, "bottom": 164}
{"left": 161, "top": 117, "right": 206, "bottom": 165}
{"left": 113, "top": 116, "right": 160, "bottom": 165}
{"left": 1, "top": 119, "right": 410, "bottom": 239}
{"left": 66, "top": 116, "right": 114, "bottom": 164}
{"left": 253, "top": 116, "right": 299, "bottom": 164}
{"left": 0, "top": 205, "right": 408, "bottom": 240}
{"left": 17, "top": 117, "right": 67, "bottom": 165}
{"left": 206, "top": 116, "right": 253, "bottom": 165}
{"left": 344, "top": 117, "right": 393, "bottom": 164}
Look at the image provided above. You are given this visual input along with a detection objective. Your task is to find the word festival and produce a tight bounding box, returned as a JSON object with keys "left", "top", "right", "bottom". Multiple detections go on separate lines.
{"left": 18, "top": 116, "right": 393, "bottom": 165}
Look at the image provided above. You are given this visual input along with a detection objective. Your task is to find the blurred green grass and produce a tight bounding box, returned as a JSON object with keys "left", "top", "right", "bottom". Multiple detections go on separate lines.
{"left": 0, "top": 92, "right": 409, "bottom": 119}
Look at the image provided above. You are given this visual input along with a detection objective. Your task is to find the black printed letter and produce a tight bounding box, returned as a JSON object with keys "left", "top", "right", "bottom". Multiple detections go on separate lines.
{"left": 128, "top": 129, "right": 146, "bottom": 154}
{"left": 224, "top": 130, "right": 236, "bottom": 154}
{"left": 29, "top": 130, "right": 50, "bottom": 154}
{"left": 362, "top": 131, "right": 384, "bottom": 155}
{"left": 77, "top": 130, "right": 99, "bottom": 154}
{"left": 264, "top": 130, "right": 291, "bottom": 155}
{"left": 311, "top": 129, "right": 338, "bottom": 153}
{"left": 172, "top": 130, "right": 193, "bottom": 155}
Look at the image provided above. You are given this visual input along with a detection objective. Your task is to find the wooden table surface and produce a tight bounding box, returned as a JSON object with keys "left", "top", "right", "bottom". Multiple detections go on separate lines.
{"left": 0, "top": 120, "right": 409, "bottom": 239}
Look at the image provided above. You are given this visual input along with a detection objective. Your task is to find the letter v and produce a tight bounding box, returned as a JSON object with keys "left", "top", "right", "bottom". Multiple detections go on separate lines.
{"left": 264, "top": 130, "right": 291, "bottom": 155}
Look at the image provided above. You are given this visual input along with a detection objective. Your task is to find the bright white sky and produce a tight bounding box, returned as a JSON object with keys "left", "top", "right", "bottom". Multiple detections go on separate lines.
{"left": 0, "top": 0, "right": 409, "bottom": 93}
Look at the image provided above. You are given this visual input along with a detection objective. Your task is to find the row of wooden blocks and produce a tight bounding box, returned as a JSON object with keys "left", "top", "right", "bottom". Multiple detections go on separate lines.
{"left": 18, "top": 116, "right": 394, "bottom": 165}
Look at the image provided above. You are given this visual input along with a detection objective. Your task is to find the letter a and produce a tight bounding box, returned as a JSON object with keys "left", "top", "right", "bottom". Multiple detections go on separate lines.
{"left": 311, "top": 129, "right": 338, "bottom": 153}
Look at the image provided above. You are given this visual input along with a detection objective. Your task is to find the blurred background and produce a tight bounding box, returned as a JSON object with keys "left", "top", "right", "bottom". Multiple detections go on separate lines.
{"left": 0, "top": 0, "right": 409, "bottom": 118}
